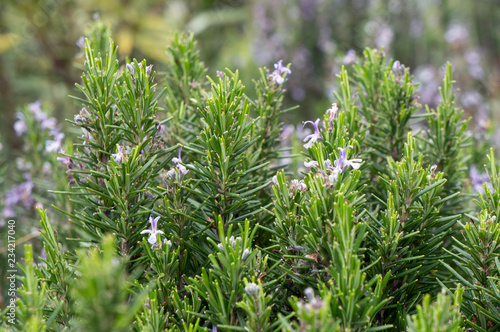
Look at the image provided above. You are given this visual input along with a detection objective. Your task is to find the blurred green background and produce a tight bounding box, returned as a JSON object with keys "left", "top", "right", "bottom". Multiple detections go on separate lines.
{"left": 2, "top": 0, "right": 500, "bottom": 151}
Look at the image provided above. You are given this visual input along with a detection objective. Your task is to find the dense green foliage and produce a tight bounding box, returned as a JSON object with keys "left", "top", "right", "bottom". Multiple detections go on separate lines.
{"left": 3, "top": 29, "right": 500, "bottom": 332}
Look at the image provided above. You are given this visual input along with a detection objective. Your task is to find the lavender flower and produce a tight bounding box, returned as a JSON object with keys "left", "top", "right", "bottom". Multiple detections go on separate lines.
{"left": 470, "top": 165, "right": 490, "bottom": 194}
{"left": 3, "top": 206, "right": 14, "bottom": 219}
{"left": 14, "top": 118, "right": 27, "bottom": 136}
{"left": 172, "top": 147, "right": 191, "bottom": 175}
{"left": 112, "top": 145, "right": 125, "bottom": 163}
{"left": 326, "top": 103, "right": 338, "bottom": 130}
{"left": 45, "top": 132, "right": 65, "bottom": 153}
{"left": 76, "top": 36, "right": 85, "bottom": 48}
{"left": 297, "top": 181, "right": 307, "bottom": 191}
{"left": 126, "top": 63, "right": 135, "bottom": 76}
{"left": 57, "top": 154, "right": 74, "bottom": 169}
{"left": 140, "top": 212, "right": 164, "bottom": 245}
{"left": 343, "top": 49, "right": 356, "bottom": 65}
{"left": 444, "top": 24, "right": 468, "bottom": 45}
{"left": 4, "top": 173, "right": 34, "bottom": 215}
{"left": 304, "top": 160, "right": 319, "bottom": 168}
{"left": 392, "top": 60, "right": 401, "bottom": 71}
{"left": 288, "top": 179, "right": 307, "bottom": 197}
{"left": 334, "top": 145, "right": 362, "bottom": 173}
{"left": 41, "top": 117, "right": 57, "bottom": 130}
{"left": 303, "top": 119, "right": 322, "bottom": 149}
{"left": 29, "top": 101, "right": 47, "bottom": 122}
{"left": 270, "top": 60, "right": 291, "bottom": 84}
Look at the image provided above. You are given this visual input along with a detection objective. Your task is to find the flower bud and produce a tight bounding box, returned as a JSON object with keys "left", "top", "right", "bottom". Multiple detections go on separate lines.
{"left": 241, "top": 248, "right": 250, "bottom": 260}
{"left": 244, "top": 283, "right": 260, "bottom": 297}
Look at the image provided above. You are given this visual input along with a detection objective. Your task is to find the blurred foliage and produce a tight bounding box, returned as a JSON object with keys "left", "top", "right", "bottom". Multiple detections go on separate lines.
{"left": 1, "top": 0, "right": 499, "bottom": 149}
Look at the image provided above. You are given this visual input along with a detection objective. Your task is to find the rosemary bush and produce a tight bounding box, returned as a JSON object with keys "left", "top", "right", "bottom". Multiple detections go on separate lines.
{"left": 3, "top": 31, "right": 500, "bottom": 332}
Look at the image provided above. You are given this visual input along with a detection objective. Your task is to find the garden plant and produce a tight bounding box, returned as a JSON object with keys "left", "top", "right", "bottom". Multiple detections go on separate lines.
{"left": 2, "top": 26, "right": 500, "bottom": 332}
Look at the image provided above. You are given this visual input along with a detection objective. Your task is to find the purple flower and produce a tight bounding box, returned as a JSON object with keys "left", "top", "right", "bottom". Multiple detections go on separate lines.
{"left": 140, "top": 212, "right": 164, "bottom": 245}
{"left": 343, "top": 49, "right": 356, "bottom": 65}
{"left": 3, "top": 206, "right": 14, "bottom": 218}
{"left": 326, "top": 103, "right": 338, "bottom": 130}
{"left": 29, "top": 101, "right": 47, "bottom": 122}
{"left": 392, "top": 60, "right": 401, "bottom": 71}
{"left": 57, "top": 154, "right": 74, "bottom": 169}
{"left": 172, "top": 147, "right": 191, "bottom": 175}
{"left": 326, "top": 104, "right": 338, "bottom": 120}
{"left": 302, "top": 119, "right": 322, "bottom": 148}
{"left": 41, "top": 117, "right": 57, "bottom": 130}
{"left": 270, "top": 60, "right": 291, "bottom": 84}
{"left": 14, "top": 118, "right": 27, "bottom": 136}
{"left": 444, "top": 24, "right": 468, "bottom": 45}
{"left": 334, "top": 145, "right": 362, "bottom": 173}
{"left": 45, "top": 132, "right": 65, "bottom": 153}
{"left": 5, "top": 173, "right": 34, "bottom": 213}
{"left": 470, "top": 165, "right": 490, "bottom": 194}
{"left": 76, "top": 36, "right": 85, "bottom": 48}
{"left": 112, "top": 146, "right": 125, "bottom": 163}
{"left": 126, "top": 63, "right": 135, "bottom": 76}
{"left": 304, "top": 160, "right": 319, "bottom": 168}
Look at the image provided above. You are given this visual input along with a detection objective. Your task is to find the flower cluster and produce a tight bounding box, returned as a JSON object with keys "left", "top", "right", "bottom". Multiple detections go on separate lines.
{"left": 304, "top": 145, "right": 362, "bottom": 188}
{"left": 14, "top": 101, "right": 64, "bottom": 153}
{"left": 73, "top": 107, "right": 96, "bottom": 126}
